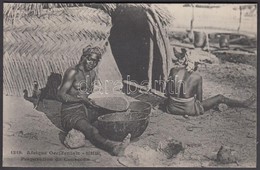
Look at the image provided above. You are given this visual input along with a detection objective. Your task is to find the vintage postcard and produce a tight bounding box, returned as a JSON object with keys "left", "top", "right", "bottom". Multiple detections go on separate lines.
{"left": 3, "top": 3, "right": 257, "bottom": 167}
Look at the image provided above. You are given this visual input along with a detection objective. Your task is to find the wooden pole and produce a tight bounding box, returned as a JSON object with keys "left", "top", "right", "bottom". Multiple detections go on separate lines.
{"left": 148, "top": 6, "right": 175, "bottom": 90}
{"left": 190, "top": 4, "right": 194, "bottom": 31}
{"left": 237, "top": 6, "right": 242, "bottom": 32}
{"left": 147, "top": 20, "right": 154, "bottom": 91}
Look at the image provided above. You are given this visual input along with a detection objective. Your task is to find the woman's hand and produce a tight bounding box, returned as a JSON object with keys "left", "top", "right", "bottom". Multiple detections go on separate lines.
{"left": 78, "top": 95, "right": 100, "bottom": 108}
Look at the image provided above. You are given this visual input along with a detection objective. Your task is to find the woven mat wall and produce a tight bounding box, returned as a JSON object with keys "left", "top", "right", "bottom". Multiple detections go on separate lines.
{"left": 3, "top": 7, "right": 112, "bottom": 96}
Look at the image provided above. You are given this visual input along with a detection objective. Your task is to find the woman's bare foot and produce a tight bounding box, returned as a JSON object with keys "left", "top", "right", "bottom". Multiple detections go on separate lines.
{"left": 242, "top": 94, "right": 256, "bottom": 107}
{"left": 112, "top": 133, "right": 131, "bottom": 156}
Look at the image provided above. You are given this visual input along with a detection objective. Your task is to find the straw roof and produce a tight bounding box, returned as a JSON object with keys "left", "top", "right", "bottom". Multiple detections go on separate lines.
{"left": 3, "top": 3, "right": 174, "bottom": 96}
{"left": 4, "top": 6, "right": 111, "bottom": 59}
{"left": 3, "top": 5, "right": 112, "bottom": 95}
{"left": 4, "top": 3, "right": 174, "bottom": 61}
{"left": 4, "top": 3, "right": 173, "bottom": 26}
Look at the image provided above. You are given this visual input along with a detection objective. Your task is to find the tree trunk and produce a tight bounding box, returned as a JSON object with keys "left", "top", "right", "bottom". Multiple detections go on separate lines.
{"left": 188, "top": 4, "right": 195, "bottom": 43}
{"left": 237, "top": 6, "right": 242, "bottom": 32}
{"left": 190, "top": 5, "right": 194, "bottom": 31}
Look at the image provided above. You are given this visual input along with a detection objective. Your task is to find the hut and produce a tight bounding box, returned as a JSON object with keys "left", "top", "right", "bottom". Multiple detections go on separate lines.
{"left": 3, "top": 3, "right": 175, "bottom": 97}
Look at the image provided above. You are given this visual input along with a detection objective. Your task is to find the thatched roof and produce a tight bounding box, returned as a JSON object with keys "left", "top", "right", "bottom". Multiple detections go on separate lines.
{"left": 4, "top": 3, "right": 174, "bottom": 61}
{"left": 3, "top": 5, "right": 115, "bottom": 96}
{"left": 3, "top": 3, "right": 174, "bottom": 96}
{"left": 4, "top": 3, "right": 173, "bottom": 26}
{"left": 4, "top": 6, "right": 111, "bottom": 60}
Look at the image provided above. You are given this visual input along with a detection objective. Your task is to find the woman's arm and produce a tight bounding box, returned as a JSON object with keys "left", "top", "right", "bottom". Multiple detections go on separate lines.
{"left": 166, "top": 68, "right": 180, "bottom": 97}
{"left": 196, "top": 76, "right": 203, "bottom": 102}
{"left": 58, "top": 69, "right": 96, "bottom": 107}
{"left": 165, "top": 68, "right": 175, "bottom": 97}
{"left": 57, "top": 69, "right": 83, "bottom": 104}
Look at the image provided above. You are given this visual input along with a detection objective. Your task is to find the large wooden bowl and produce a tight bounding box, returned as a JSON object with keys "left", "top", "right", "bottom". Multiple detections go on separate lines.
{"left": 91, "top": 96, "right": 129, "bottom": 112}
{"left": 97, "top": 101, "right": 152, "bottom": 141}
{"left": 128, "top": 101, "right": 151, "bottom": 115}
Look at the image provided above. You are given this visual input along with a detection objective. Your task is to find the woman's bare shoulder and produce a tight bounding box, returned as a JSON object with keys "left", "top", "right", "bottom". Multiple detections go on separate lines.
{"left": 190, "top": 72, "right": 202, "bottom": 81}
{"left": 170, "top": 67, "right": 184, "bottom": 75}
{"left": 64, "top": 66, "right": 78, "bottom": 78}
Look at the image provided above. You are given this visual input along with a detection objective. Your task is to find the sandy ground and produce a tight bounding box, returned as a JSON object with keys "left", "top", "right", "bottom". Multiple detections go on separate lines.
{"left": 3, "top": 59, "right": 257, "bottom": 167}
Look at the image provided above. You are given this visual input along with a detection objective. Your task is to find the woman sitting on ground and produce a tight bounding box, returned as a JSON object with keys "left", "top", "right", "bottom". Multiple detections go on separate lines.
{"left": 165, "top": 49, "right": 255, "bottom": 116}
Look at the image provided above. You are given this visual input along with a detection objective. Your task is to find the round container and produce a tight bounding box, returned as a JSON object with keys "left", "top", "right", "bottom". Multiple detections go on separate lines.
{"left": 91, "top": 96, "right": 129, "bottom": 112}
{"left": 97, "top": 101, "right": 152, "bottom": 141}
{"left": 219, "top": 35, "right": 230, "bottom": 48}
{"left": 193, "top": 31, "right": 206, "bottom": 48}
{"left": 128, "top": 101, "right": 151, "bottom": 115}
{"left": 98, "top": 112, "right": 149, "bottom": 141}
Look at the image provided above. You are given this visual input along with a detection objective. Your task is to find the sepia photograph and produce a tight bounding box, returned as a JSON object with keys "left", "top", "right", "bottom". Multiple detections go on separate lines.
{"left": 2, "top": 2, "right": 257, "bottom": 167}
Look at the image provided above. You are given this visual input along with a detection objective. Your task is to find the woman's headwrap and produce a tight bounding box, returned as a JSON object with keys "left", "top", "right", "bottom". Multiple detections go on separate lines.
{"left": 175, "top": 48, "right": 199, "bottom": 73}
{"left": 184, "top": 50, "right": 196, "bottom": 73}
{"left": 81, "top": 45, "right": 103, "bottom": 61}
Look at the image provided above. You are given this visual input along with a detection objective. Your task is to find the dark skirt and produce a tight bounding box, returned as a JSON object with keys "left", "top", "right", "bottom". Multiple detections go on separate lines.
{"left": 61, "top": 103, "right": 98, "bottom": 132}
{"left": 166, "top": 96, "right": 204, "bottom": 116}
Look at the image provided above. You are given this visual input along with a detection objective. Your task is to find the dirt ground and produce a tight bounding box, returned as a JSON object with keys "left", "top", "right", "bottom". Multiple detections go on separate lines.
{"left": 3, "top": 57, "right": 257, "bottom": 167}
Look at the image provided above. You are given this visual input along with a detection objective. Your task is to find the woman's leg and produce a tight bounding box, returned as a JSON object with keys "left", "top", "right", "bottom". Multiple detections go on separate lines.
{"left": 74, "top": 119, "right": 131, "bottom": 156}
{"left": 201, "top": 94, "right": 255, "bottom": 112}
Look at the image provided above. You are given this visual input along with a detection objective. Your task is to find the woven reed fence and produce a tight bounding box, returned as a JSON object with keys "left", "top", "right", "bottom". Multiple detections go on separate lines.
{"left": 3, "top": 7, "right": 112, "bottom": 96}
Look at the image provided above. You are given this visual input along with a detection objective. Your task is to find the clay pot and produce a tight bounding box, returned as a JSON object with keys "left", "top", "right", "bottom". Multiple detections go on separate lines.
{"left": 97, "top": 101, "right": 151, "bottom": 141}
{"left": 193, "top": 31, "right": 206, "bottom": 48}
{"left": 219, "top": 35, "right": 230, "bottom": 48}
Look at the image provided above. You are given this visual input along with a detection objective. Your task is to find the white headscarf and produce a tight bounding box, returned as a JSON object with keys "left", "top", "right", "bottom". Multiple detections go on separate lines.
{"left": 174, "top": 48, "right": 200, "bottom": 73}
{"left": 184, "top": 50, "right": 196, "bottom": 73}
